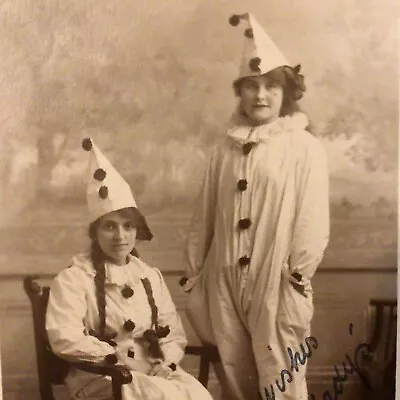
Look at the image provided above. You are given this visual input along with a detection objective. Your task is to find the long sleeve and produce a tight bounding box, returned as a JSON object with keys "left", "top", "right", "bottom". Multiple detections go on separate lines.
{"left": 46, "top": 267, "right": 115, "bottom": 363}
{"left": 154, "top": 269, "right": 187, "bottom": 365}
{"left": 289, "top": 138, "right": 330, "bottom": 280}
{"left": 184, "top": 146, "right": 220, "bottom": 286}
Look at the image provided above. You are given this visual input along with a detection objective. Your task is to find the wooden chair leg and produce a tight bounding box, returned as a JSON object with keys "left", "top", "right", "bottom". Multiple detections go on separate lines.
{"left": 198, "top": 355, "right": 210, "bottom": 388}
{"left": 112, "top": 379, "right": 123, "bottom": 400}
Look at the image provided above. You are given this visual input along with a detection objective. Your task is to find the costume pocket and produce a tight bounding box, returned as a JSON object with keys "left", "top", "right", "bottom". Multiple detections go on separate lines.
{"left": 185, "top": 277, "right": 215, "bottom": 345}
{"left": 277, "top": 277, "right": 314, "bottom": 340}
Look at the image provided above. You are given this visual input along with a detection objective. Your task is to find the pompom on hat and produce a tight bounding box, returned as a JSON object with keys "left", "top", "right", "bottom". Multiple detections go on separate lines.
{"left": 229, "top": 12, "right": 289, "bottom": 79}
{"left": 81, "top": 137, "right": 137, "bottom": 223}
{"left": 81, "top": 137, "right": 153, "bottom": 241}
{"left": 229, "top": 12, "right": 307, "bottom": 100}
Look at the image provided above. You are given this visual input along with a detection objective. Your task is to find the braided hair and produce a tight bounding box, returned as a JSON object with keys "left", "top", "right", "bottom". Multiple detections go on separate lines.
{"left": 141, "top": 278, "right": 170, "bottom": 360}
{"left": 88, "top": 207, "right": 151, "bottom": 343}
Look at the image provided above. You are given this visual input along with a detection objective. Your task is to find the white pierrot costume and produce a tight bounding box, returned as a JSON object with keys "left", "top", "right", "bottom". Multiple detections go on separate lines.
{"left": 184, "top": 13, "right": 330, "bottom": 400}
{"left": 46, "top": 138, "right": 213, "bottom": 400}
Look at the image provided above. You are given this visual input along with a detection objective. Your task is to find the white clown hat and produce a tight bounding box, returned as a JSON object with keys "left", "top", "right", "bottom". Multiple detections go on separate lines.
{"left": 229, "top": 12, "right": 289, "bottom": 79}
{"left": 81, "top": 137, "right": 137, "bottom": 223}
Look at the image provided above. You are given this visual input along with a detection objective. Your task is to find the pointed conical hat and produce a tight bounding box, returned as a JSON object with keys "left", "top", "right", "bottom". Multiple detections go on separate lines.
{"left": 230, "top": 12, "right": 289, "bottom": 79}
{"left": 82, "top": 137, "right": 137, "bottom": 222}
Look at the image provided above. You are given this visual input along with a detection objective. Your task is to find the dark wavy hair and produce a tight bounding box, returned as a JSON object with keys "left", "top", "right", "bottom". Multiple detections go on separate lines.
{"left": 233, "top": 65, "right": 313, "bottom": 131}
{"left": 88, "top": 207, "right": 152, "bottom": 340}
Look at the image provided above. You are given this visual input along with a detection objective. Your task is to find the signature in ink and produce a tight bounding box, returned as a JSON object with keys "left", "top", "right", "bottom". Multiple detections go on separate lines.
{"left": 261, "top": 323, "right": 374, "bottom": 400}
{"left": 308, "top": 323, "right": 373, "bottom": 400}
{"left": 263, "top": 336, "right": 319, "bottom": 400}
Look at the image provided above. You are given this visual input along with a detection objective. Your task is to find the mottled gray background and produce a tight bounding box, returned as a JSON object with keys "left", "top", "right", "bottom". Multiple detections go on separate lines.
{"left": 0, "top": 0, "right": 397, "bottom": 268}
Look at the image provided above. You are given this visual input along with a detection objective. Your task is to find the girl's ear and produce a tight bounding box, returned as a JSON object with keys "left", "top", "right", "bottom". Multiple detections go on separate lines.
{"left": 293, "top": 64, "right": 301, "bottom": 74}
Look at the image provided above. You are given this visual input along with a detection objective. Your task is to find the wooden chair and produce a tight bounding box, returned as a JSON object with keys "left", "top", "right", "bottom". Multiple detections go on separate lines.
{"left": 362, "top": 298, "right": 397, "bottom": 400}
{"left": 23, "top": 275, "right": 220, "bottom": 400}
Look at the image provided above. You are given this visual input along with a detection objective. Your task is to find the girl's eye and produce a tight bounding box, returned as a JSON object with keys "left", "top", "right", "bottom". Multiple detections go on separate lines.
{"left": 265, "top": 82, "right": 280, "bottom": 90}
{"left": 243, "top": 82, "right": 257, "bottom": 90}
{"left": 100, "top": 221, "right": 115, "bottom": 231}
{"left": 125, "top": 222, "right": 135, "bottom": 230}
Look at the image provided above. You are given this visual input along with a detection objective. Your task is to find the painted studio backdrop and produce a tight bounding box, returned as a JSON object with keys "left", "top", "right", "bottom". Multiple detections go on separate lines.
{"left": 0, "top": 0, "right": 397, "bottom": 399}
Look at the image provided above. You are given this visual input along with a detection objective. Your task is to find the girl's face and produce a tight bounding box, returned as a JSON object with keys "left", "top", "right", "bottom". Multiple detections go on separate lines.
{"left": 96, "top": 210, "right": 137, "bottom": 265}
{"left": 239, "top": 74, "right": 284, "bottom": 125}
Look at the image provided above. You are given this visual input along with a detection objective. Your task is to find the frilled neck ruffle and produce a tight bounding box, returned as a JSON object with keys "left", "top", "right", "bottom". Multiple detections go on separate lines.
{"left": 71, "top": 253, "right": 146, "bottom": 286}
{"left": 226, "top": 108, "right": 309, "bottom": 145}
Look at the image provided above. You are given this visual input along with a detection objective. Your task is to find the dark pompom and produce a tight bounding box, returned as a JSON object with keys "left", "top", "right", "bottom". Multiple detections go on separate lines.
{"left": 143, "top": 329, "right": 158, "bottom": 342}
{"left": 249, "top": 57, "right": 261, "bottom": 73}
{"left": 98, "top": 186, "right": 108, "bottom": 199}
{"left": 94, "top": 168, "right": 106, "bottom": 181}
{"left": 156, "top": 325, "right": 170, "bottom": 339}
{"left": 127, "top": 349, "right": 135, "bottom": 358}
{"left": 238, "top": 255, "right": 251, "bottom": 267}
{"left": 123, "top": 319, "right": 136, "bottom": 332}
{"left": 242, "top": 141, "right": 256, "bottom": 155}
{"left": 121, "top": 285, "right": 134, "bottom": 298}
{"left": 238, "top": 218, "right": 252, "bottom": 230}
{"left": 105, "top": 354, "right": 118, "bottom": 364}
{"left": 179, "top": 277, "right": 188, "bottom": 287}
{"left": 237, "top": 179, "right": 248, "bottom": 191}
{"left": 168, "top": 363, "right": 177, "bottom": 371}
{"left": 229, "top": 14, "right": 240, "bottom": 26}
{"left": 82, "top": 138, "right": 93, "bottom": 151}
{"left": 244, "top": 28, "right": 253, "bottom": 38}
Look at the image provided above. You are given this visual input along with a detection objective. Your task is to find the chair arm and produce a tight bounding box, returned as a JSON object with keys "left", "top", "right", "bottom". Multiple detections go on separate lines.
{"left": 185, "top": 345, "right": 221, "bottom": 362}
{"left": 72, "top": 362, "right": 132, "bottom": 385}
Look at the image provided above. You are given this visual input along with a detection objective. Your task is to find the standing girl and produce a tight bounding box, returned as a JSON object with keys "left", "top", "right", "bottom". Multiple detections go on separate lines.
{"left": 182, "top": 12, "right": 330, "bottom": 400}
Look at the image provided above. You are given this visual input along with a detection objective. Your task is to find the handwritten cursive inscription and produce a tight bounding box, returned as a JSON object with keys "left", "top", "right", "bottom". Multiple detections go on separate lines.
{"left": 263, "top": 336, "right": 319, "bottom": 400}
{"left": 308, "top": 324, "right": 373, "bottom": 400}
{"left": 261, "top": 324, "right": 374, "bottom": 400}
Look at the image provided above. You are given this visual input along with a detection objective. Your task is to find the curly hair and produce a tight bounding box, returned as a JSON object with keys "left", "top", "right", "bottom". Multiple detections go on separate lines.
{"left": 233, "top": 65, "right": 313, "bottom": 131}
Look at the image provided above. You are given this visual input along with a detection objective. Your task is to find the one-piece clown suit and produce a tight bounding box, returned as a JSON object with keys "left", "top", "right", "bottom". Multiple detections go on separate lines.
{"left": 46, "top": 253, "right": 214, "bottom": 400}
{"left": 184, "top": 111, "right": 330, "bottom": 400}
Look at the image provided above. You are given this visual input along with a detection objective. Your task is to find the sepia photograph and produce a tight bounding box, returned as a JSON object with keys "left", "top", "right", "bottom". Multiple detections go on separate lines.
{"left": 0, "top": 0, "right": 397, "bottom": 399}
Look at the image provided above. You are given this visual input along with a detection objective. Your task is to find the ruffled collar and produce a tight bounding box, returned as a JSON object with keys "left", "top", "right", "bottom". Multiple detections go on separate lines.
{"left": 72, "top": 253, "right": 146, "bottom": 286}
{"left": 226, "top": 107, "right": 309, "bottom": 144}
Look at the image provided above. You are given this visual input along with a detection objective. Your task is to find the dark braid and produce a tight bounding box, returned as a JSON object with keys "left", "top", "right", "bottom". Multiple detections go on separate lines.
{"left": 86, "top": 207, "right": 175, "bottom": 368}
{"left": 141, "top": 278, "right": 171, "bottom": 360}
{"left": 88, "top": 210, "right": 141, "bottom": 344}
{"left": 141, "top": 278, "right": 159, "bottom": 329}
{"left": 91, "top": 240, "right": 107, "bottom": 337}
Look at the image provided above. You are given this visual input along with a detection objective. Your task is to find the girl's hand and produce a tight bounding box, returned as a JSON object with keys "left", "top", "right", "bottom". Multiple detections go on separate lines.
{"left": 114, "top": 347, "right": 153, "bottom": 374}
{"left": 148, "top": 361, "right": 175, "bottom": 379}
{"left": 290, "top": 281, "right": 307, "bottom": 298}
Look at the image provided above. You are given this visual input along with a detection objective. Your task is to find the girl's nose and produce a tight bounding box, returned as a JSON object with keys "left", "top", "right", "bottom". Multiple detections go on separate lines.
{"left": 256, "top": 86, "right": 268, "bottom": 100}
{"left": 113, "top": 226, "right": 124, "bottom": 240}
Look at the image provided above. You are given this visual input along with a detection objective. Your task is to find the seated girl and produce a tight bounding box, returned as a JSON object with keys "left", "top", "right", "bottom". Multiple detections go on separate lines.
{"left": 46, "top": 138, "right": 213, "bottom": 400}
